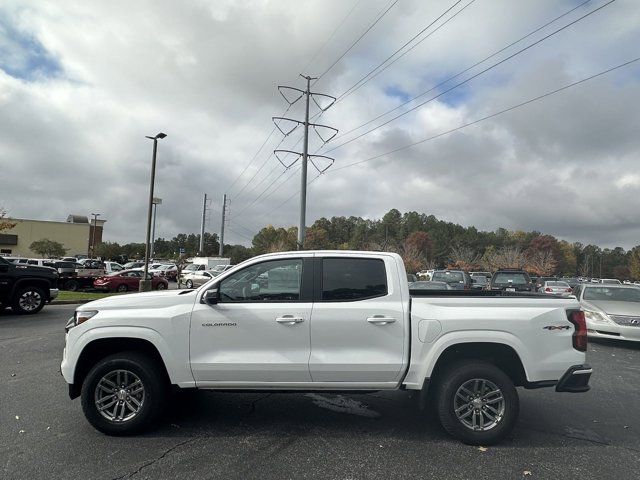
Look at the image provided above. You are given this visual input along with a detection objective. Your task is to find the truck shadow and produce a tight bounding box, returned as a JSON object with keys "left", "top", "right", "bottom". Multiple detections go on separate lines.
{"left": 126, "top": 389, "right": 630, "bottom": 451}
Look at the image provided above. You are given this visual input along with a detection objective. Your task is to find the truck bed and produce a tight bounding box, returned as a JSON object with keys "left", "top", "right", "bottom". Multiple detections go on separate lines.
{"left": 409, "top": 289, "right": 563, "bottom": 298}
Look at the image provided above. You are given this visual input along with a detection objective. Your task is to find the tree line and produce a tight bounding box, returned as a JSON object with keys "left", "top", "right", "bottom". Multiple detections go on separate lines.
{"left": 10, "top": 208, "right": 640, "bottom": 280}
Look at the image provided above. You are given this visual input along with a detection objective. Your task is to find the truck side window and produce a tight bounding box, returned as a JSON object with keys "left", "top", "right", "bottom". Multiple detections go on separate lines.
{"left": 321, "top": 258, "right": 388, "bottom": 301}
{"left": 219, "top": 258, "right": 302, "bottom": 302}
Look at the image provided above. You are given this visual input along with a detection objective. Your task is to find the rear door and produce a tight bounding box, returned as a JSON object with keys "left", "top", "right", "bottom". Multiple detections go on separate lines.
{"left": 308, "top": 255, "right": 406, "bottom": 385}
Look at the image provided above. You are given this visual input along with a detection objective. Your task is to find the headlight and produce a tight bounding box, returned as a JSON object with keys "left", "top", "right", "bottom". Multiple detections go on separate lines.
{"left": 584, "top": 310, "right": 612, "bottom": 324}
{"left": 65, "top": 310, "right": 98, "bottom": 332}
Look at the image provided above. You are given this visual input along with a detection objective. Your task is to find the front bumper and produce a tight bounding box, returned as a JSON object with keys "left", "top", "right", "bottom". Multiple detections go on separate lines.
{"left": 587, "top": 323, "right": 640, "bottom": 342}
{"left": 556, "top": 364, "right": 592, "bottom": 393}
{"left": 49, "top": 288, "right": 59, "bottom": 301}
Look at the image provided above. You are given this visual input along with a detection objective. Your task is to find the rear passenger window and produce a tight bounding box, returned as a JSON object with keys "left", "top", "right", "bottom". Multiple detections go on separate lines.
{"left": 322, "top": 258, "right": 388, "bottom": 301}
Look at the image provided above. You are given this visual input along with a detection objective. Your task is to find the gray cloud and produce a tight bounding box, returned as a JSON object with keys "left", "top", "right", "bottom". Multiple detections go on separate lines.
{"left": 1, "top": 0, "right": 639, "bottom": 249}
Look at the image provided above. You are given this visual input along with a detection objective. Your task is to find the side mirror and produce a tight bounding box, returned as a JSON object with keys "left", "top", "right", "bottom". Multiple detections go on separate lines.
{"left": 202, "top": 289, "right": 219, "bottom": 305}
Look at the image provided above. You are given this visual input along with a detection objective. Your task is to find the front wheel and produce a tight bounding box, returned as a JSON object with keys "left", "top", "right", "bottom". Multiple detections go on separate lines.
{"left": 435, "top": 361, "right": 519, "bottom": 445}
{"left": 12, "top": 286, "right": 46, "bottom": 314}
{"left": 185, "top": 280, "right": 193, "bottom": 289}
{"left": 80, "top": 352, "right": 167, "bottom": 435}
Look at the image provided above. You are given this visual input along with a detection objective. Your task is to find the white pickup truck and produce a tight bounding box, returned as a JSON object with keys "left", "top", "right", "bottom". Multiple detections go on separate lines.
{"left": 61, "top": 251, "right": 591, "bottom": 444}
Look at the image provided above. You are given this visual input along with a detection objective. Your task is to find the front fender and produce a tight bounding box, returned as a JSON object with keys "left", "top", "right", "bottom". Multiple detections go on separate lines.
{"left": 61, "top": 325, "right": 195, "bottom": 388}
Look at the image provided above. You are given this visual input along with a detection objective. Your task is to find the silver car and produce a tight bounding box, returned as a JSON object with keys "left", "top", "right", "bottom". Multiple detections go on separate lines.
{"left": 575, "top": 284, "right": 640, "bottom": 342}
{"left": 181, "top": 270, "right": 217, "bottom": 289}
{"left": 539, "top": 280, "right": 573, "bottom": 296}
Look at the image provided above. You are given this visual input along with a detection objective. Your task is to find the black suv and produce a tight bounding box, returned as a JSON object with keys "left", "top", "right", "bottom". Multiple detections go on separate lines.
{"left": 431, "top": 270, "right": 473, "bottom": 290}
{"left": 0, "top": 256, "right": 59, "bottom": 314}
{"left": 490, "top": 269, "right": 534, "bottom": 292}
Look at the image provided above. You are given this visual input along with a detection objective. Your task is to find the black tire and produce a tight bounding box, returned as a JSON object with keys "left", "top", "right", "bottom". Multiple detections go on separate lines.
{"left": 81, "top": 352, "right": 167, "bottom": 436}
{"left": 116, "top": 284, "right": 128, "bottom": 293}
{"left": 11, "top": 286, "right": 46, "bottom": 314}
{"left": 185, "top": 280, "right": 193, "bottom": 289}
{"left": 155, "top": 282, "right": 167, "bottom": 290}
{"left": 65, "top": 279, "right": 80, "bottom": 292}
{"left": 435, "top": 360, "right": 519, "bottom": 445}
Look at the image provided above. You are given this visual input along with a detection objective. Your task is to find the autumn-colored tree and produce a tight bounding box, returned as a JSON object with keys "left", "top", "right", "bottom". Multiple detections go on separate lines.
{"left": 304, "top": 227, "right": 329, "bottom": 250}
{"left": 484, "top": 246, "right": 527, "bottom": 270}
{"left": 448, "top": 244, "right": 480, "bottom": 271}
{"left": 0, "top": 207, "right": 16, "bottom": 232}
{"left": 629, "top": 246, "right": 640, "bottom": 280}
{"left": 526, "top": 250, "right": 557, "bottom": 276}
{"left": 396, "top": 231, "right": 433, "bottom": 273}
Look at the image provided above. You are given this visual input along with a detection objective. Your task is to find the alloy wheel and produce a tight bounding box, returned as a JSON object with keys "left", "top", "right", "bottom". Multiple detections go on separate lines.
{"left": 18, "top": 290, "right": 43, "bottom": 312}
{"left": 94, "top": 369, "right": 145, "bottom": 423}
{"left": 453, "top": 378, "right": 505, "bottom": 431}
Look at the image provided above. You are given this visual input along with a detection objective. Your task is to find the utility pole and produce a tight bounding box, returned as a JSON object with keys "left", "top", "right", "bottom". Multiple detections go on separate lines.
{"left": 219, "top": 194, "right": 227, "bottom": 257}
{"left": 199, "top": 193, "right": 207, "bottom": 255}
{"left": 273, "top": 75, "right": 338, "bottom": 250}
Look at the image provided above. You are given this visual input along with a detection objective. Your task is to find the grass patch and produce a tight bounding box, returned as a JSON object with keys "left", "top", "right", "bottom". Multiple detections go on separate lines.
{"left": 53, "top": 291, "right": 125, "bottom": 303}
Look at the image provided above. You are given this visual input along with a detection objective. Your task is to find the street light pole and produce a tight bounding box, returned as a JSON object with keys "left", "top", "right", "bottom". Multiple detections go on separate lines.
{"left": 151, "top": 197, "right": 162, "bottom": 259}
{"left": 140, "top": 133, "right": 166, "bottom": 292}
{"left": 90, "top": 213, "right": 100, "bottom": 258}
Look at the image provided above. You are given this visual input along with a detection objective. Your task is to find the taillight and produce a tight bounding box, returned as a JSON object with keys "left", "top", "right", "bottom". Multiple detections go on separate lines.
{"left": 565, "top": 288, "right": 572, "bottom": 293}
{"left": 567, "top": 310, "right": 587, "bottom": 352}
{"left": 545, "top": 287, "right": 552, "bottom": 292}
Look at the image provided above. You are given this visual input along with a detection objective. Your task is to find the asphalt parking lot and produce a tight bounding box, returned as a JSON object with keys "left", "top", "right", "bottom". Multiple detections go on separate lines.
{"left": 1, "top": 305, "right": 639, "bottom": 480}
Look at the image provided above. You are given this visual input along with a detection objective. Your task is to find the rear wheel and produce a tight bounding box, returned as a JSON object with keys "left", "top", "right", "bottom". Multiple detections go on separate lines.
{"left": 116, "top": 284, "right": 128, "bottom": 293}
{"left": 155, "top": 282, "right": 167, "bottom": 290}
{"left": 65, "top": 279, "right": 80, "bottom": 292}
{"left": 11, "top": 286, "right": 46, "bottom": 314}
{"left": 81, "top": 352, "right": 167, "bottom": 435}
{"left": 435, "top": 360, "right": 519, "bottom": 445}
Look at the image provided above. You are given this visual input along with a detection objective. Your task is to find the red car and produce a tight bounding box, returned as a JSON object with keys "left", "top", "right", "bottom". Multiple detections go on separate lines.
{"left": 93, "top": 270, "right": 168, "bottom": 292}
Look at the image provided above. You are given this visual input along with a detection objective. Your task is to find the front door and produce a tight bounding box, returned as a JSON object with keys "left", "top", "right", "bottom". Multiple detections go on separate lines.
{"left": 190, "top": 256, "right": 313, "bottom": 387}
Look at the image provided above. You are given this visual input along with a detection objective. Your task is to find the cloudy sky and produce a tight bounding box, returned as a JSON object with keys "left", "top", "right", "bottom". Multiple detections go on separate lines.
{"left": 1, "top": 0, "right": 639, "bottom": 248}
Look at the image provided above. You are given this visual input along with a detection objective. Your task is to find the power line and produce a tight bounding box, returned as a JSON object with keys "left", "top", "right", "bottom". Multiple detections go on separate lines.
{"left": 330, "top": 56, "right": 640, "bottom": 172}
{"left": 273, "top": 56, "right": 640, "bottom": 208}
{"left": 331, "top": 0, "right": 594, "bottom": 142}
{"left": 301, "top": 0, "right": 364, "bottom": 74}
{"left": 336, "top": 0, "right": 467, "bottom": 101}
{"left": 315, "top": 0, "right": 400, "bottom": 83}
{"left": 227, "top": 104, "right": 291, "bottom": 196}
{"left": 323, "top": 0, "right": 614, "bottom": 155}
{"left": 336, "top": 0, "right": 477, "bottom": 103}
{"left": 228, "top": 1, "right": 364, "bottom": 203}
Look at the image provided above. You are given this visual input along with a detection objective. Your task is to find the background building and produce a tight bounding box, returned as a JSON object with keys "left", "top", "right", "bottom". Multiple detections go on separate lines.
{"left": 0, "top": 215, "right": 106, "bottom": 258}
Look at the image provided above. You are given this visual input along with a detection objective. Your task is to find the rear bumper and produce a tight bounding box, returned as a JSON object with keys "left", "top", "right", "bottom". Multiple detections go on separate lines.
{"left": 556, "top": 364, "right": 592, "bottom": 393}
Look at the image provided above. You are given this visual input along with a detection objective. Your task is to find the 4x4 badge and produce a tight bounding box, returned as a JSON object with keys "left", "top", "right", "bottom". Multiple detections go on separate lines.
{"left": 543, "top": 325, "right": 571, "bottom": 331}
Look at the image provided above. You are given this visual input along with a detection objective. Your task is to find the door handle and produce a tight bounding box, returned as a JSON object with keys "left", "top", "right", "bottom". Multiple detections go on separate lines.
{"left": 276, "top": 316, "right": 305, "bottom": 325}
{"left": 367, "top": 316, "right": 396, "bottom": 325}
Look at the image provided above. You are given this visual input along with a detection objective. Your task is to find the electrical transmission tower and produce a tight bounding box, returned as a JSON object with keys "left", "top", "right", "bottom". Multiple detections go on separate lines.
{"left": 273, "top": 74, "right": 338, "bottom": 249}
